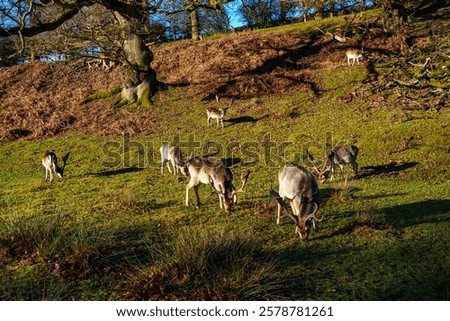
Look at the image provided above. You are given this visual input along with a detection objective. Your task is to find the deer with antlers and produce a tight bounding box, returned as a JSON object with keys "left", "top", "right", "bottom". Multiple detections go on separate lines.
{"left": 42, "top": 151, "right": 70, "bottom": 182}
{"left": 206, "top": 95, "right": 234, "bottom": 128}
{"left": 185, "top": 156, "right": 250, "bottom": 212}
{"left": 309, "top": 145, "right": 359, "bottom": 183}
{"left": 271, "top": 163, "right": 322, "bottom": 241}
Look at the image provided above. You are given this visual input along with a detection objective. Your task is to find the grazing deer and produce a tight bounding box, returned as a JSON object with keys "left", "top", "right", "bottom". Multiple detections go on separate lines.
{"left": 159, "top": 143, "right": 188, "bottom": 175}
{"left": 206, "top": 95, "right": 234, "bottom": 128}
{"left": 271, "top": 163, "right": 322, "bottom": 241}
{"left": 185, "top": 156, "right": 250, "bottom": 212}
{"left": 346, "top": 49, "right": 363, "bottom": 66}
{"left": 42, "top": 151, "right": 70, "bottom": 182}
{"left": 317, "top": 145, "right": 359, "bottom": 183}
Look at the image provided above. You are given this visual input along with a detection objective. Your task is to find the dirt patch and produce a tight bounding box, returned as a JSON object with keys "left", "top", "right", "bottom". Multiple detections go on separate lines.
{"left": 152, "top": 31, "right": 337, "bottom": 100}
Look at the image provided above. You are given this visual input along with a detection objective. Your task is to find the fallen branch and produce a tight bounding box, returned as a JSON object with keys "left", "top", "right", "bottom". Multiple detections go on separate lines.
{"left": 315, "top": 28, "right": 347, "bottom": 42}
{"left": 408, "top": 57, "right": 431, "bottom": 68}
{"left": 393, "top": 79, "right": 419, "bottom": 87}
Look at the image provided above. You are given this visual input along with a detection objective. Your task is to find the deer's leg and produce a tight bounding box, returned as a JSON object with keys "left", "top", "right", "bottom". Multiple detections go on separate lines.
{"left": 170, "top": 159, "right": 177, "bottom": 175}
{"left": 186, "top": 179, "right": 195, "bottom": 206}
{"left": 166, "top": 160, "right": 173, "bottom": 173}
{"left": 194, "top": 185, "right": 201, "bottom": 208}
{"left": 218, "top": 194, "right": 223, "bottom": 209}
{"left": 49, "top": 164, "right": 56, "bottom": 182}
{"left": 353, "top": 161, "right": 359, "bottom": 178}
{"left": 186, "top": 178, "right": 201, "bottom": 207}
{"left": 339, "top": 164, "right": 345, "bottom": 176}
{"left": 277, "top": 203, "right": 282, "bottom": 225}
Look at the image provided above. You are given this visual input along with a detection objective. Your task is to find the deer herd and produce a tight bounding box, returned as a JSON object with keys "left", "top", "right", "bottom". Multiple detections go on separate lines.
{"left": 42, "top": 50, "right": 363, "bottom": 242}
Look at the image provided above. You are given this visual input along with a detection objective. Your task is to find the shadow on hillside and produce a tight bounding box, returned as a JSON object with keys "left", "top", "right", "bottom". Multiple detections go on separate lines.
{"left": 226, "top": 115, "right": 264, "bottom": 125}
{"left": 358, "top": 161, "right": 419, "bottom": 178}
{"left": 277, "top": 236, "right": 448, "bottom": 300}
{"left": 92, "top": 167, "right": 144, "bottom": 177}
{"left": 317, "top": 199, "right": 449, "bottom": 241}
{"left": 384, "top": 199, "right": 450, "bottom": 228}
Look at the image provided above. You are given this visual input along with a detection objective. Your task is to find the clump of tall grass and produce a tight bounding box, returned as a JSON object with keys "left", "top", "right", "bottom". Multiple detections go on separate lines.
{"left": 0, "top": 210, "right": 136, "bottom": 278}
{"left": 126, "top": 227, "right": 284, "bottom": 300}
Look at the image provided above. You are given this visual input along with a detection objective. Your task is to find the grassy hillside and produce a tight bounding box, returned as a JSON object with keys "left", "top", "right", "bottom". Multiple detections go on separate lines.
{"left": 0, "top": 5, "right": 449, "bottom": 300}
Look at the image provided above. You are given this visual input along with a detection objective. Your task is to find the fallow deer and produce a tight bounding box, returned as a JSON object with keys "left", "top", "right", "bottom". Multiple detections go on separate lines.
{"left": 160, "top": 143, "right": 187, "bottom": 175}
{"left": 206, "top": 95, "right": 234, "bottom": 128}
{"left": 318, "top": 145, "right": 359, "bottom": 183}
{"left": 271, "top": 163, "right": 322, "bottom": 241}
{"left": 346, "top": 49, "right": 363, "bottom": 66}
{"left": 185, "top": 156, "right": 250, "bottom": 212}
{"left": 42, "top": 151, "right": 70, "bottom": 182}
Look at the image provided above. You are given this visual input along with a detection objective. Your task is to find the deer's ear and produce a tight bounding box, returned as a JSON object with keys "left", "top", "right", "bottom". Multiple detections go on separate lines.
{"left": 63, "top": 152, "right": 70, "bottom": 162}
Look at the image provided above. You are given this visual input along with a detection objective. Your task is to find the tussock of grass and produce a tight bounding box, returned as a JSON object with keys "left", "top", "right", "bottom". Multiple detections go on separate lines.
{"left": 125, "top": 228, "right": 283, "bottom": 300}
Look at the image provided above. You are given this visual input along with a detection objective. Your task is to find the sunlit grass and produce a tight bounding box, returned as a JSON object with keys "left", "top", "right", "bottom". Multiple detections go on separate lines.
{"left": 1, "top": 8, "right": 449, "bottom": 300}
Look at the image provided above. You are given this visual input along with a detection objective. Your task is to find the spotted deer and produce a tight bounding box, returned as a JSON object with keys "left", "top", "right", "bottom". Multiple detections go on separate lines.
{"left": 159, "top": 143, "right": 188, "bottom": 175}
{"left": 42, "top": 151, "right": 70, "bottom": 182}
{"left": 206, "top": 95, "right": 234, "bottom": 128}
{"left": 185, "top": 156, "right": 250, "bottom": 212}
{"left": 346, "top": 49, "right": 363, "bottom": 66}
{"left": 271, "top": 163, "right": 322, "bottom": 241}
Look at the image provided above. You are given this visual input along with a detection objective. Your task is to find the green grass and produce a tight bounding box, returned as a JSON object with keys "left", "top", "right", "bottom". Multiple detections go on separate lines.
{"left": 1, "top": 11, "right": 450, "bottom": 300}
{"left": 1, "top": 79, "right": 448, "bottom": 300}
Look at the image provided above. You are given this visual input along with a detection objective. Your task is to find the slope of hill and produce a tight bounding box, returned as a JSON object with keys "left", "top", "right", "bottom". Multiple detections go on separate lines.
{"left": 0, "top": 4, "right": 449, "bottom": 301}
{"left": 1, "top": 5, "right": 448, "bottom": 144}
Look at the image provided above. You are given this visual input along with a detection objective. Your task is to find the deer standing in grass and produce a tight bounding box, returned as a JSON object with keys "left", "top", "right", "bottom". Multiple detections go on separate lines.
{"left": 42, "top": 151, "right": 70, "bottom": 182}
{"left": 206, "top": 95, "right": 234, "bottom": 128}
{"left": 185, "top": 156, "right": 250, "bottom": 212}
{"left": 316, "top": 145, "right": 359, "bottom": 183}
{"left": 271, "top": 163, "right": 322, "bottom": 242}
{"left": 160, "top": 143, "right": 188, "bottom": 175}
{"left": 346, "top": 49, "right": 363, "bottom": 66}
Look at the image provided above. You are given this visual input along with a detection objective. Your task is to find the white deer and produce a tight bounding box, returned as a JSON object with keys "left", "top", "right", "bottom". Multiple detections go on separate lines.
{"left": 185, "top": 156, "right": 250, "bottom": 212}
{"left": 271, "top": 163, "right": 322, "bottom": 241}
{"left": 346, "top": 49, "right": 363, "bottom": 66}
{"left": 42, "top": 151, "right": 70, "bottom": 182}
{"left": 159, "top": 143, "right": 188, "bottom": 175}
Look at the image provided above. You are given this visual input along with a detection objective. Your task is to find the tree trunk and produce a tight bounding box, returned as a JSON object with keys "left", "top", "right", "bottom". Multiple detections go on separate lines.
{"left": 115, "top": 13, "right": 158, "bottom": 107}
{"left": 190, "top": 9, "right": 201, "bottom": 41}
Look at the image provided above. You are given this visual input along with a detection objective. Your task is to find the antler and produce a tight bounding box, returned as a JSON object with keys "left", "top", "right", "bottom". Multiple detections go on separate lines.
{"left": 232, "top": 170, "right": 251, "bottom": 195}
{"left": 270, "top": 190, "right": 298, "bottom": 224}
{"left": 306, "top": 202, "right": 323, "bottom": 222}
{"left": 306, "top": 150, "right": 323, "bottom": 175}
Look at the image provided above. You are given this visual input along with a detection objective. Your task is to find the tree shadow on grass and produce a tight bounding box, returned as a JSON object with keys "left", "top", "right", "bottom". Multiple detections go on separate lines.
{"left": 91, "top": 167, "right": 144, "bottom": 177}
{"left": 384, "top": 199, "right": 450, "bottom": 228}
{"left": 317, "top": 199, "right": 450, "bottom": 241}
